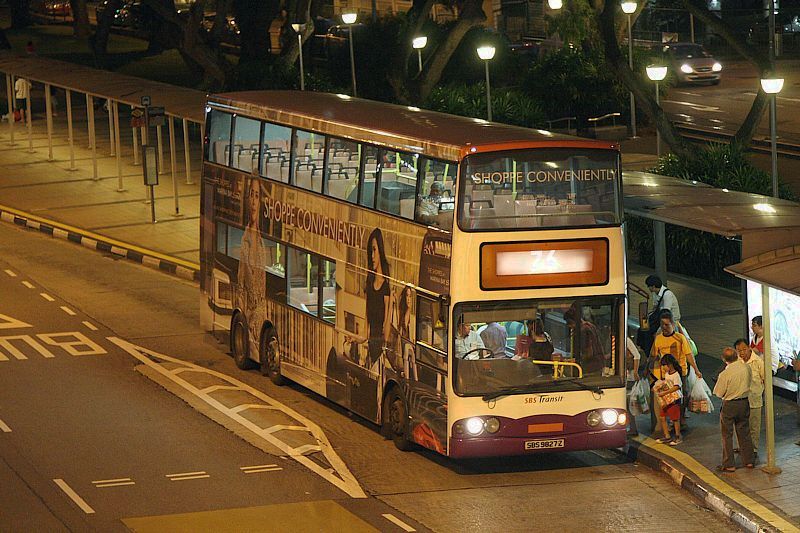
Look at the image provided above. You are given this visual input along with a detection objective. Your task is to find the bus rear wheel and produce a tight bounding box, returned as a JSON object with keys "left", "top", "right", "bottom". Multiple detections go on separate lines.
{"left": 232, "top": 314, "right": 255, "bottom": 370}
{"left": 383, "top": 389, "right": 413, "bottom": 451}
{"left": 261, "top": 327, "right": 285, "bottom": 386}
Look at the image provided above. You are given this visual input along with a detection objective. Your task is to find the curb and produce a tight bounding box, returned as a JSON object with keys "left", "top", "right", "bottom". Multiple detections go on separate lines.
{"left": 625, "top": 440, "right": 783, "bottom": 533}
{"left": 0, "top": 205, "right": 199, "bottom": 283}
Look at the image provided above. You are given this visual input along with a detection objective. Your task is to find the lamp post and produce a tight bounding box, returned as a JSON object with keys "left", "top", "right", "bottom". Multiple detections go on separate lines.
{"left": 342, "top": 11, "right": 358, "bottom": 97}
{"left": 547, "top": 0, "right": 563, "bottom": 9}
{"left": 412, "top": 36, "right": 427, "bottom": 74}
{"left": 621, "top": 0, "right": 638, "bottom": 138}
{"left": 646, "top": 65, "right": 667, "bottom": 158}
{"left": 761, "top": 77, "right": 784, "bottom": 198}
{"left": 291, "top": 23, "right": 306, "bottom": 91}
{"left": 477, "top": 45, "right": 496, "bottom": 121}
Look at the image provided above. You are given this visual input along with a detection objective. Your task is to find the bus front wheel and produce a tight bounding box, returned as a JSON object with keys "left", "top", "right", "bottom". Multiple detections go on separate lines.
{"left": 383, "top": 389, "right": 413, "bottom": 451}
{"left": 261, "top": 327, "right": 285, "bottom": 386}
{"left": 232, "top": 314, "right": 255, "bottom": 370}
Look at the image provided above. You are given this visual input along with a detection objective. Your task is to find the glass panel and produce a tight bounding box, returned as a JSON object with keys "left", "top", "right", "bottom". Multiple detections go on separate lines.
{"left": 231, "top": 116, "right": 262, "bottom": 173}
{"left": 207, "top": 110, "right": 232, "bottom": 165}
{"left": 292, "top": 129, "right": 325, "bottom": 192}
{"left": 287, "top": 248, "right": 319, "bottom": 316}
{"left": 378, "top": 151, "right": 418, "bottom": 219}
{"left": 459, "top": 149, "right": 620, "bottom": 231}
{"left": 324, "top": 137, "right": 360, "bottom": 203}
{"left": 359, "top": 145, "right": 379, "bottom": 208}
{"left": 320, "top": 258, "right": 336, "bottom": 324}
{"left": 416, "top": 296, "right": 448, "bottom": 371}
{"left": 260, "top": 122, "right": 292, "bottom": 183}
{"left": 265, "top": 239, "right": 285, "bottom": 278}
{"left": 452, "top": 297, "right": 623, "bottom": 397}
{"left": 216, "top": 222, "right": 227, "bottom": 254}
{"left": 415, "top": 158, "right": 456, "bottom": 230}
{"left": 227, "top": 226, "right": 243, "bottom": 260}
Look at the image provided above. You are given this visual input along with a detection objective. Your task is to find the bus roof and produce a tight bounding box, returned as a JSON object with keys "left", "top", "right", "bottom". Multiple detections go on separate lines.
{"left": 209, "top": 91, "right": 618, "bottom": 162}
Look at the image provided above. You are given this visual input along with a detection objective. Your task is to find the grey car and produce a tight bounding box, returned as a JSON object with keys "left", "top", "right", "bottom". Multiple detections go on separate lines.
{"left": 663, "top": 43, "right": 722, "bottom": 85}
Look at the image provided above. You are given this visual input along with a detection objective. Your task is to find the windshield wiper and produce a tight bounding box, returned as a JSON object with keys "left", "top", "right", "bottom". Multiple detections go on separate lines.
{"left": 481, "top": 377, "right": 603, "bottom": 402}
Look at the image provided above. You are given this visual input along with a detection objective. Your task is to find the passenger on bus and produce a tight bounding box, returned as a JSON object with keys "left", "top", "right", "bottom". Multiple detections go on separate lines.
{"left": 455, "top": 318, "right": 485, "bottom": 359}
{"left": 564, "top": 307, "right": 605, "bottom": 375}
{"left": 416, "top": 181, "right": 445, "bottom": 225}
{"left": 480, "top": 321, "right": 508, "bottom": 358}
{"left": 528, "top": 318, "right": 554, "bottom": 361}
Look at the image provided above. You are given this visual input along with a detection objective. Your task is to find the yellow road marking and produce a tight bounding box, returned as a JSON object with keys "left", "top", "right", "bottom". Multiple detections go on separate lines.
{"left": 635, "top": 435, "right": 800, "bottom": 532}
{"left": 0, "top": 203, "right": 199, "bottom": 271}
{"left": 22, "top": 281, "right": 35, "bottom": 289}
{"left": 40, "top": 293, "right": 55, "bottom": 302}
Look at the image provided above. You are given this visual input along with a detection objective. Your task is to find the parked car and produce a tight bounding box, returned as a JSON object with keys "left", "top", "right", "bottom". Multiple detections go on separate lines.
{"left": 661, "top": 43, "right": 722, "bottom": 85}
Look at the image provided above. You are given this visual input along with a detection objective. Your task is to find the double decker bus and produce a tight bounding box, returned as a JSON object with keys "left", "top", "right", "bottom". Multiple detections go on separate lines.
{"left": 200, "top": 91, "right": 627, "bottom": 458}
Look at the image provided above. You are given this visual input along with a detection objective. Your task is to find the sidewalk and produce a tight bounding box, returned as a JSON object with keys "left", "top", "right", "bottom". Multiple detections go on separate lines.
{"left": 0, "top": 88, "right": 799, "bottom": 532}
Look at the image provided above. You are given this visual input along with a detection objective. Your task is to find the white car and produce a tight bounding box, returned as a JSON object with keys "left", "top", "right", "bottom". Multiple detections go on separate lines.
{"left": 663, "top": 43, "right": 722, "bottom": 85}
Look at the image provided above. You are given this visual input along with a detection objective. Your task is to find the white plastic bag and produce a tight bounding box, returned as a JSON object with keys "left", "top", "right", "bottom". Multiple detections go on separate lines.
{"left": 629, "top": 378, "right": 650, "bottom": 415}
{"left": 685, "top": 366, "right": 698, "bottom": 398}
{"left": 689, "top": 377, "right": 714, "bottom": 413}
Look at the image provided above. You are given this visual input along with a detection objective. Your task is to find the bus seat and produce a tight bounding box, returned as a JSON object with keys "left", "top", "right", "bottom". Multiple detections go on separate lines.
{"left": 265, "top": 157, "right": 283, "bottom": 180}
{"left": 472, "top": 189, "right": 493, "bottom": 203}
{"left": 494, "top": 196, "right": 515, "bottom": 219}
{"left": 311, "top": 168, "right": 323, "bottom": 191}
{"left": 295, "top": 168, "right": 313, "bottom": 190}
{"left": 515, "top": 200, "right": 540, "bottom": 227}
{"left": 569, "top": 204, "right": 596, "bottom": 225}
{"left": 399, "top": 197, "right": 415, "bottom": 219}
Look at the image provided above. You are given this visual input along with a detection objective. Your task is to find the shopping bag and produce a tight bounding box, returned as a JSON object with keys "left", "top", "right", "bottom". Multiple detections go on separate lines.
{"left": 689, "top": 377, "right": 714, "bottom": 413}
{"left": 630, "top": 378, "right": 649, "bottom": 414}
{"left": 654, "top": 380, "right": 680, "bottom": 406}
{"left": 685, "top": 367, "right": 697, "bottom": 398}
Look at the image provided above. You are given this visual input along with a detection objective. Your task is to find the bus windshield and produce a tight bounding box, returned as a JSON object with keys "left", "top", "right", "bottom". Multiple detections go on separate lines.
{"left": 453, "top": 296, "right": 623, "bottom": 397}
{"left": 459, "top": 148, "right": 620, "bottom": 231}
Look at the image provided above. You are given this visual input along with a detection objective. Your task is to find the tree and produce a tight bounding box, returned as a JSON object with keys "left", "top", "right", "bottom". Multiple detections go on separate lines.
{"left": 389, "top": 0, "right": 488, "bottom": 104}
{"left": 90, "top": 0, "right": 123, "bottom": 64}
{"left": 69, "top": 0, "right": 91, "bottom": 39}
{"left": 9, "top": 0, "right": 33, "bottom": 28}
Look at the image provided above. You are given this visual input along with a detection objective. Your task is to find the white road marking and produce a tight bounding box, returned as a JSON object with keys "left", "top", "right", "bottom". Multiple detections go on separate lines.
{"left": 383, "top": 514, "right": 416, "bottom": 532}
{"left": 240, "top": 464, "right": 283, "bottom": 474}
{"left": 0, "top": 418, "right": 11, "bottom": 432}
{"left": 93, "top": 477, "right": 132, "bottom": 484}
{"left": 22, "top": 281, "right": 35, "bottom": 289}
{"left": 82, "top": 321, "right": 99, "bottom": 331}
{"left": 4, "top": 269, "right": 17, "bottom": 277}
{"left": 166, "top": 472, "right": 210, "bottom": 481}
{"left": 60, "top": 306, "right": 77, "bottom": 316}
{"left": 199, "top": 384, "right": 240, "bottom": 394}
{"left": 92, "top": 478, "right": 135, "bottom": 488}
{"left": 40, "top": 293, "right": 55, "bottom": 302}
{"left": 108, "top": 337, "right": 366, "bottom": 499}
{"left": 230, "top": 403, "right": 280, "bottom": 414}
{"left": 166, "top": 471, "right": 207, "bottom": 477}
{"left": 53, "top": 479, "right": 95, "bottom": 514}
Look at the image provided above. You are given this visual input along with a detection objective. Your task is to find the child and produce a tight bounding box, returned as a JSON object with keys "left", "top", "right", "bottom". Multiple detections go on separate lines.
{"left": 655, "top": 354, "right": 683, "bottom": 445}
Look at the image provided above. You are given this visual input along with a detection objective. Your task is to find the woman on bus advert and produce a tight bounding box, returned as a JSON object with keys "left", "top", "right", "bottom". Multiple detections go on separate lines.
{"left": 238, "top": 177, "right": 268, "bottom": 348}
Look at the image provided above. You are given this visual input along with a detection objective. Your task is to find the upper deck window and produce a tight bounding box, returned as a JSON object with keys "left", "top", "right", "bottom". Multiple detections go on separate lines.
{"left": 206, "top": 110, "right": 232, "bottom": 165}
{"left": 459, "top": 149, "right": 621, "bottom": 231}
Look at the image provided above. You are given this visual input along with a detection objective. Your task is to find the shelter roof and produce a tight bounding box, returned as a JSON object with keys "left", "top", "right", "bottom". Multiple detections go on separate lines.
{"left": 0, "top": 52, "right": 206, "bottom": 123}
{"left": 725, "top": 245, "right": 800, "bottom": 298}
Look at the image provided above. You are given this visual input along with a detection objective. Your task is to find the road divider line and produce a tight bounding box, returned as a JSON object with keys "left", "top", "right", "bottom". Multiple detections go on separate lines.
{"left": 60, "top": 306, "right": 77, "bottom": 316}
{"left": 198, "top": 384, "right": 240, "bottom": 394}
{"left": 108, "top": 337, "right": 367, "bottom": 499}
{"left": 230, "top": 403, "right": 280, "bottom": 414}
{"left": 53, "top": 478, "right": 95, "bottom": 514}
{"left": 95, "top": 481, "right": 136, "bottom": 488}
{"left": 166, "top": 474, "right": 210, "bottom": 481}
{"left": 92, "top": 477, "right": 132, "bottom": 484}
{"left": 4, "top": 269, "right": 16, "bottom": 277}
{"left": 383, "top": 514, "right": 416, "bottom": 532}
{"left": 21, "top": 281, "right": 35, "bottom": 289}
{"left": 0, "top": 418, "right": 11, "bottom": 432}
{"left": 82, "top": 321, "right": 98, "bottom": 331}
{"left": 240, "top": 464, "right": 279, "bottom": 470}
{"left": 166, "top": 471, "right": 207, "bottom": 478}
{"left": 40, "top": 293, "right": 55, "bottom": 302}
{"left": 242, "top": 467, "right": 283, "bottom": 474}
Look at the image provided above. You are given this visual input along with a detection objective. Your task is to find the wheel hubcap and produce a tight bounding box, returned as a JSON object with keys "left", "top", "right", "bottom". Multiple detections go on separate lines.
{"left": 267, "top": 338, "right": 279, "bottom": 372}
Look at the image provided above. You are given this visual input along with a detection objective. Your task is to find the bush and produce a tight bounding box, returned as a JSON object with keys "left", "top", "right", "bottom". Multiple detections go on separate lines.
{"left": 627, "top": 143, "right": 795, "bottom": 288}
{"left": 424, "top": 83, "right": 546, "bottom": 128}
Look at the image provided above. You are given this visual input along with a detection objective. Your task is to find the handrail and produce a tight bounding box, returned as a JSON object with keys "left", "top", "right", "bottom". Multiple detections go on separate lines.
{"left": 546, "top": 116, "right": 577, "bottom": 133}
{"left": 588, "top": 112, "right": 622, "bottom": 126}
{"left": 529, "top": 359, "right": 584, "bottom": 379}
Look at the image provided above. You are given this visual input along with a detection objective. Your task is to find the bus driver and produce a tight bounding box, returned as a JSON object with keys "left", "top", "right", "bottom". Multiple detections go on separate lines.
{"left": 455, "top": 318, "right": 485, "bottom": 359}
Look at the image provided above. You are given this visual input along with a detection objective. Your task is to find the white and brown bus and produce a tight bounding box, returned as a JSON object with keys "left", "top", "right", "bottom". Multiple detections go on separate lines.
{"left": 200, "top": 91, "right": 628, "bottom": 458}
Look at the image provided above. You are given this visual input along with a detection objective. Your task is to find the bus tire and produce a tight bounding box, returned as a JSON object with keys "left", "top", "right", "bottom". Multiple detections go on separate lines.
{"left": 383, "top": 388, "right": 413, "bottom": 451}
{"left": 232, "top": 314, "right": 255, "bottom": 370}
{"left": 261, "top": 327, "right": 285, "bottom": 386}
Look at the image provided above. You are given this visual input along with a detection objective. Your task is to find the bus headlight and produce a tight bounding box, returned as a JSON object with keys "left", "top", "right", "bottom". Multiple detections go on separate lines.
{"left": 712, "top": 62, "right": 722, "bottom": 72}
{"left": 617, "top": 412, "right": 628, "bottom": 426}
{"left": 680, "top": 64, "right": 693, "bottom": 74}
{"left": 465, "top": 417, "right": 484, "bottom": 435}
{"left": 601, "top": 409, "right": 618, "bottom": 427}
{"left": 484, "top": 417, "right": 500, "bottom": 433}
{"left": 587, "top": 411, "right": 602, "bottom": 427}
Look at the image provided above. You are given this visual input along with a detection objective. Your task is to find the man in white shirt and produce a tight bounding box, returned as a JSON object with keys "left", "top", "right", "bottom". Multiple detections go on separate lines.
{"left": 480, "top": 321, "right": 508, "bottom": 358}
{"left": 14, "top": 77, "right": 31, "bottom": 122}
{"left": 645, "top": 275, "right": 681, "bottom": 323}
{"left": 734, "top": 338, "right": 765, "bottom": 456}
{"left": 454, "top": 319, "right": 485, "bottom": 360}
{"left": 713, "top": 347, "right": 755, "bottom": 471}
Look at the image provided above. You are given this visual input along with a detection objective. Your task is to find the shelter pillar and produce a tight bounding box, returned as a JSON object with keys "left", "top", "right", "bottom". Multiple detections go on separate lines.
{"left": 108, "top": 99, "right": 115, "bottom": 156}
{"left": 44, "top": 83, "right": 53, "bottom": 161}
{"left": 113, "top": 101, "right": 124, "bottom": 192}
{"left": 654, "top": 220, "right": 667, "bottom": 284}
{"left": 168, "top": 116, "right": 181, "bottom": 217}
{"left": 182, "top": 118, "right": 193, "bottom": 184}
{"left": 25, "top": 83, "right": 33, "bottom": 153}
{"left": 86, "top": 94, "right": 98, "bottom": 181}
{"left": 66, "top": 89, "right": 76, "bottom": 170}
{"left": 6, "top": 75, "right": 15, "bottom": 146}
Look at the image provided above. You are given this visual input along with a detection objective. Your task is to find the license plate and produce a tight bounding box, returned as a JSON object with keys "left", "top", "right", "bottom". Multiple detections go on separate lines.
{"left": 525, "top": 438, "right": 565, "bottom": 450}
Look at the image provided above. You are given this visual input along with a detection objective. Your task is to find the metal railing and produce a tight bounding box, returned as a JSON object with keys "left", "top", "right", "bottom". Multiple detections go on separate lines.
{"left": 546, "top": 116, "right": 577, "bottom": 134}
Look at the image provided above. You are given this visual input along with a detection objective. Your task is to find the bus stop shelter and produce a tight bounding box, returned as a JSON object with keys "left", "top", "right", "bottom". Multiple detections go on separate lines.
{"left": 0, "top": 52, "right": 206, "bottom": 215}
{"left": 623, "top": 170, "right": 800, "bottom": 473}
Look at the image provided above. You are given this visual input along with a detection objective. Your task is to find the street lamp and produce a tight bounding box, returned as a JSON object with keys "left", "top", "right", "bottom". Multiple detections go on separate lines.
{"left": 291, "top": 23, "right": 306, "bottom": 91}
{"left": 646, "top": 64, "right": 667, "bottom": 158}
{"left": 342, "top": 11, "right": 358, "bottom": 97}
{"left": 761, "top": 76, "right": 784, "bottom": 197}
{"left": 547, "top": 0, "right": 563, "bottom": 9}
{"left": 477, "top": 45, "right": 496, "bottom": 121}
{"left": 621, "top": 0, "right": 638, "bottom": 138}
{"left": 412, "top": 36, "right": 427, "bottom": 74}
